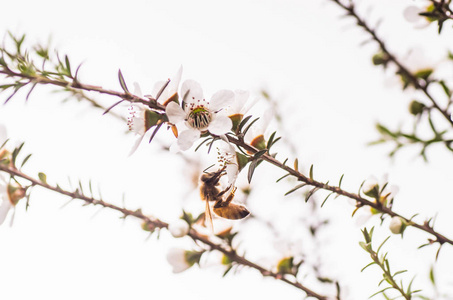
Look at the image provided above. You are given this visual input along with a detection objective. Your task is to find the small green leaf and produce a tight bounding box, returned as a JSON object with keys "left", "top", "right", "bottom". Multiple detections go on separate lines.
{"left": 309, "top": 164, "right": 314, "bottom": 180}
{"left": 223, "top": 264, "right": 233, "bottom": 277}
{"left": 284, "top": 183, "right": 307, "bottom": 196}
{"left": 194, "top": 137, "right": 212, "bottom": 152}
{"left": 242, "top": 117, "right": 260, "bottom": 135}
{"left": 118, "top": 69, "right": 129, "bottom": 93}
{"left": 321, "top": 192, "right": 333, "bottom": 207}
{"left": 148, "top": 122, "right": 163, "bottom": 143}
{"left": 276, "top": 173, "right": 290, "bottom": 183}
{"left": 376, "top": 236, "right": 391, "bottom": 254}
{"left": 429, "top": 266, "right": 435, "bottom": 285}
{"left": 237, "top": 115, "right": 252, "bottom": 133}
{"left": 103, "top": 99, "right": 126, "bottom": 115}
{"left": 247, "top": 159, "right": 259, "bottom": 183}
{"left": 359, "top": 241, "right": 372, "bottom": 252}
{"left": 369, "top": 287, "right": 392, "bottom": 298}
{"left": 338, "top": 174, "right": 344, "bottom": 188}
{"left": 38, "top": 172, "right": 47, "bottom": 184}
{"left": 393, "top": 270, "right": 407, "bottom": 277}
{"left": 253, "top": 149, "right": 267, "bottom": 159}
{"left": 282, "top": 158, "right": 288, "bottom": 166}
{"left": 361, "top": 261, "right": 375, "bottom": 272}
{"left": 64, "top": 55, "right": 72, "bottom": 77}
{"left": 20, "top": 153, "right": 32, "bottom": 169}
{"left": 305, "top": 187, "right": 319, "bottom": 202}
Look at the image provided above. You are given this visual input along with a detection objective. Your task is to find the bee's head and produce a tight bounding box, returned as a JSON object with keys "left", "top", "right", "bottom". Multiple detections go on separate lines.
{"left": 200, "top": 166, "right": 226, "bottom": 184}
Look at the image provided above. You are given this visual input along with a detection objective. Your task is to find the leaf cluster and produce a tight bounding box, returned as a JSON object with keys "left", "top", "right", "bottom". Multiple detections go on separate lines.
{"left": 0, "top": 32, "right": 81, "bottom": 104}
{"left": 360, "top": 228, "right": 423, "bottom": 300}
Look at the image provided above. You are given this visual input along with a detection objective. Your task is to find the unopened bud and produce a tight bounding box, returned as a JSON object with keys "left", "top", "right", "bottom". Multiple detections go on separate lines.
{"left": 277, "top": 256, "right": 294, "bottom": 275}
{"left": 389, "top": 216, "right": 406, "bottom": 234}
{"left": 168, "top": 219, "right": 190, "bottom": 238}
{"left": 7, "top": 184, "right": 26, "bottom": 205}
{"left": 409, "top": 100, "right": 425, "bottom": 116}
{"left": 372, "top": 52, "right": 389, "bottom": 66}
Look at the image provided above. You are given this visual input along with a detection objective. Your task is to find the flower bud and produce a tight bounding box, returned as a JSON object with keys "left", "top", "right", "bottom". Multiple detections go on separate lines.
{"left": 277, "top": 256, "right": 294, "bottom": 275}
{"left": 7, "top": 183, "right": 26, "bottom": 205}
{"left": 389, "top": 216, "right": 406, "bottom": 234}
{"left": 409, "top": 100, "right": 425, "bottom": 116}
{"left": 168, "top": 219, "right": 190, "bottom": 238}
{"left": 372, "top": 52, "right": 389, "bottom": 66}
{"left": 362, "top": 178, "right": 379, "bottom": 200}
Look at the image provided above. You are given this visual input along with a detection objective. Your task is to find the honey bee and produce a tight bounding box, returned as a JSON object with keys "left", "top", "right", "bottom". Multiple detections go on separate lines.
{"left": 199, "top": 167, "right": 250, "bottom": 230}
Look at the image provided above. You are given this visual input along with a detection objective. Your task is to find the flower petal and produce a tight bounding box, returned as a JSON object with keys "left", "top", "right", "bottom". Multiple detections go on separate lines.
{"left": 168, "top": 219, "right": 189, "bottom": 238}
{"left": 403, "top": 6, "right": 423, "bottom": 23}
{"left": 208, "top": 115, "right": 232, "bottom": 135}
{"left": 166, "top": 248, "right": 191, "bottom": 273}
{"left": 133, "top": 82, "right": 143, "bottom": 97}
{"left": 168, "top": 65, "right": 183, "bottom": 95}
{"left": 0, "top": 198, "right": 12, "bottom": 226}
{"left": 209, "top": 89, "right": 234, "bottom": 112}
{"left": 0, "top": 124, "right": 7, "bottom": 146}
{"left": 228, "top": 90, "right": 250, "bottom": 114}
{"left": 177, "top": 129, "right": 201, "bottom": 151}
{"left": 152, "top": 80, "right": 167, "bottom": 98}
{"left": 181, "top": 80, "right": 204, "bottom": 105}
{"left": 226, "top": 163, "right": 239, "bottom": 186}
{"left": 128, "top": 134, "right": 145, "bottom": 156}
{"left": 166, "top": 102, "right": 186, "bottom": 124}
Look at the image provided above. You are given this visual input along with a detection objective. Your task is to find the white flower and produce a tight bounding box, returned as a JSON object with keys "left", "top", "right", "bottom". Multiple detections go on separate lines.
{"left": 0, "top": 124, "right": 11, "bottom": 165}
{"left": 166, "top": 80, "right": 234, "bottom": 151}
{"left": 168, "top": 219, "right": 190, "bottom": 238}
{"left": 127, "top": 84, "right": 149, "bottom": 155}
{"left": 150, "top": 66, "right": 183, "bottom": 106}
{"left": 0, "top": 173, "right": 25, "bottom": 226}
{"left": 0, "top": 174, "right": 13, "bottom": 226}
{"left": 217, "top": 141, "right": 239, "bottom": 186}
{"left": 362, "top": 175, "right": 380, "bottom": 198}
{"left": 127, "top": 67, "right": 182, "bottom": 155}
{"left": 403, "top": 2, "right": 433, "bottom": 28}
{"left": 166, "top": 248, "right": 202, "bottom": 273}
{"left": 226, "top": 90, "right": 257, "bottom": 131}
{"left": 166, "top": 248, "right": 192, "bottom": 273}
{"left": 244, "top": 108, "right": 274, "bottom": 150}
{"left": 0, "top": 124, "right": 25, "bottom": 226}
{"left": 228, "top": 90, "right": 252, "bottom": 116}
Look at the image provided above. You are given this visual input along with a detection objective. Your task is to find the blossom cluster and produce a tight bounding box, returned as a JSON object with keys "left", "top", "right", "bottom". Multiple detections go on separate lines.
{"left": 127, "top": 67, "right": 261, "bottom": 202}
{"left": 127, "top": 67, "right": 260, "bottom": 153}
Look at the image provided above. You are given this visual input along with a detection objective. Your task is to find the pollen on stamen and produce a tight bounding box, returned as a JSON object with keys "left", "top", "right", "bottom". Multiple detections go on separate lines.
{"left": 127, "top": 106, "right": 136, "bottom": 131}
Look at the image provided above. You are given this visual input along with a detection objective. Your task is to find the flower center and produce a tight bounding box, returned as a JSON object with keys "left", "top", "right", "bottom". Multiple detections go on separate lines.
{"left": 187, "top": 107, "right": 212, "bottom": 130}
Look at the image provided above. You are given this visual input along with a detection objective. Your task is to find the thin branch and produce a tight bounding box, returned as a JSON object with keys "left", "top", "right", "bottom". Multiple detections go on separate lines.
{"left": 0, "top": 164, "right": 328, "bottom": 300}
{"left": 2, "top": 52, "right": 452, "bottom": 247}
{"left": 226, "top": 134, "right": 453, "bottom": 247}
{"left": 0, "top": 68, "right": 165, "bottom": 112}
{"left": 329, "top": 0, "right": 453, "bottom": 127}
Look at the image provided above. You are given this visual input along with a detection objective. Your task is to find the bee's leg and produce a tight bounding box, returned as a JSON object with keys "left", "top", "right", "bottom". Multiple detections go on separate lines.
{"left": 215, "top": 184, "right": 232, "bottom": 199}
{"left": 223, "top": 186, "right": 237, "bottom": 205}
{"left": 214, "top": 187, "right": 237, "bottom": 208}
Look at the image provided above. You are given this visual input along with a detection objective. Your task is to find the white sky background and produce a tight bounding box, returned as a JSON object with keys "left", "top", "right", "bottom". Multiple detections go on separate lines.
{"left": 0, "top": 0, "right": 453, "bottom": 299}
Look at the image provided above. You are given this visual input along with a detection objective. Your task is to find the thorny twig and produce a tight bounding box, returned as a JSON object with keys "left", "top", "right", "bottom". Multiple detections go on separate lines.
{"left": 0, "top": 163, "right": 329, "bottom": 300}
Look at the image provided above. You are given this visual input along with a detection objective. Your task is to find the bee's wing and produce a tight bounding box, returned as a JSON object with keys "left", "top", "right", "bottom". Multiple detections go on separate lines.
{"left": 205, "top": 200, "right": 214, "bottom": 232}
